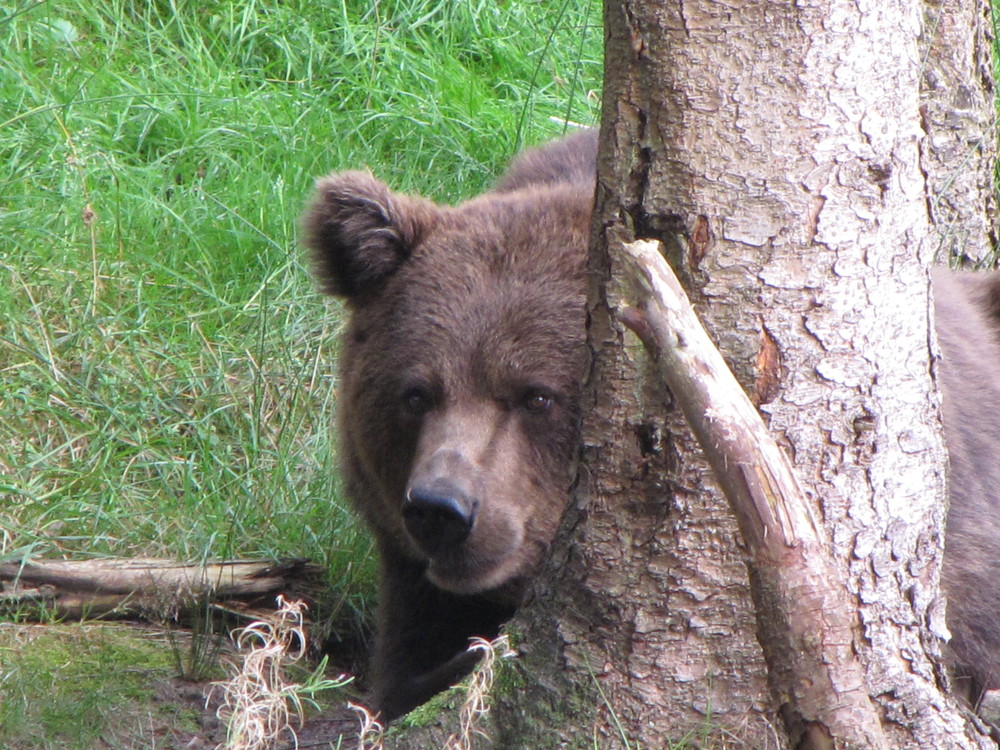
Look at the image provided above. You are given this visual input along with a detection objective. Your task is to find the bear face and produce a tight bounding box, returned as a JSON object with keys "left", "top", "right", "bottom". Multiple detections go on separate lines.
{"left": 327, "top": 187, "right": 591, "bottom": 597}
{"left": 302, "top": 136, "right": 596, "bottom": 718}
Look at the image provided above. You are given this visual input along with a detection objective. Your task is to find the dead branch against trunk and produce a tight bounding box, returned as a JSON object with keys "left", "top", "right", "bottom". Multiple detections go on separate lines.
{"left": 0, "top": 557, "right": 324, "bottom": 622}
{"left": 616, "top": 238, "right": 889, "bottom": 750}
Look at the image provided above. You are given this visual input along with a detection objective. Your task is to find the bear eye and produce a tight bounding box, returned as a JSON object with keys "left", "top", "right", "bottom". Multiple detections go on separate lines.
{"left": 520, "top": 389, "right": 554, "bottom": 415}
{"left": 402, "top": 385, "right": 432, "bottom": 416}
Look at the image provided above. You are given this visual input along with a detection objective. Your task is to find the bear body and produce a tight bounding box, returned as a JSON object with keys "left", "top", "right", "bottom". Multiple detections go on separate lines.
{"left": 303, "top": 130, "right": 1000, "bottom": 719}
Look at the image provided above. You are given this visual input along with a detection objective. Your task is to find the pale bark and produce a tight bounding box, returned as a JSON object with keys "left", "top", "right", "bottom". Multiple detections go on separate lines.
{"left": 618, "top": 238, "right": 887, "bottom": 749}
{"left": 493, "top": 0, "right": 995, "bottom": 748}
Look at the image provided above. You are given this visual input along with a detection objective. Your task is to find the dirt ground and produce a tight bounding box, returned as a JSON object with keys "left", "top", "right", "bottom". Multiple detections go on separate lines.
{"left": 136, "top": 677, "right": 360, "bottom": 749}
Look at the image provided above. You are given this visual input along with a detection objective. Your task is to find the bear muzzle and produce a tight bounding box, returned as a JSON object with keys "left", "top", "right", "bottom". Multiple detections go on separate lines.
{"left": 402, "top": 477, "right": 479, "bottom": 558}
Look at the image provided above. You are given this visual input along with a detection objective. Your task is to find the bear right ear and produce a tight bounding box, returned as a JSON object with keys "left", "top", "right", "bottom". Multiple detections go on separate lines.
{"left": 302, "top": 171, "right": 438, "bottom": 300}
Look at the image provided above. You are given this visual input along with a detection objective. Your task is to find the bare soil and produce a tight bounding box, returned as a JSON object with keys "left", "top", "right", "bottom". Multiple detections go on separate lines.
{"left": 129, "top": 677, "right": 360, "bottom": 750}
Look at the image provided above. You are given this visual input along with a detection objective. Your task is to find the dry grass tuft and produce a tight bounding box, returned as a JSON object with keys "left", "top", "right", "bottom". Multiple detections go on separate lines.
{"left": 346, "top": 634, "right": 514, "bottom": 750}
{"left": 349, "top": 700, "right": 385, "bottom": 750}
{"left": 445, "top": 635, "right": 515, "bottom": 750}
{"left": 213, "top": 596, "right": 314, "bottom": 750}
{"left": 211, "top": 605, "right": 512, "bottom": 750}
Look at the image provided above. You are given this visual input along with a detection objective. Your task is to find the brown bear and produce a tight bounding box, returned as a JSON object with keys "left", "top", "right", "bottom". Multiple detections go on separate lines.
{"left": 302, "top": 130, "right": 1000, "bottom": 720}
{"left": 302, "top": 129, "right": 596, "bottom": 720}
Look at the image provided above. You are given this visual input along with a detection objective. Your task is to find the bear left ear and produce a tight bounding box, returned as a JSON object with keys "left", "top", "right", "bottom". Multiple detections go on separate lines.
{"left": 302, "top": 170, "right": 439, "bottom": 301}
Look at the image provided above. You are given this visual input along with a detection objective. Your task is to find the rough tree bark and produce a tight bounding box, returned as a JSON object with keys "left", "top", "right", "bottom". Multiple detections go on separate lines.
{"left": 489, "top": 0, "right": 997, "bottom": 749}
{"left": 617, "top": 238, "right": 888, "bottom": 749}
{"left": 920, "top": 0, "right": 997, "bottom": 264}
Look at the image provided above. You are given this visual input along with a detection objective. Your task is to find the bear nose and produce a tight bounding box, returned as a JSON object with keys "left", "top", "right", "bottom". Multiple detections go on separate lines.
{"left": 402, "top": 481, "right": 476, "bottom": 556}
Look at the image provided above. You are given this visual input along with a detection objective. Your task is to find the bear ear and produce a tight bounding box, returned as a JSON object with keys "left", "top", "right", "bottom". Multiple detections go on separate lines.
{"left": 302, "top": 171, "right": 438, "bottom": 300}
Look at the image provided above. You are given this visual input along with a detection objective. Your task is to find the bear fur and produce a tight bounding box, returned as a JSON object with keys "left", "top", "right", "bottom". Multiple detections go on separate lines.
{"left": 303, "top": 129, "right": 1000, "bottom": 719}
{"left": 931, "top": 268, "right": 1000, "bottom": 703}
{"left": 303, "top": 130, "right": 595, "bottom": 719}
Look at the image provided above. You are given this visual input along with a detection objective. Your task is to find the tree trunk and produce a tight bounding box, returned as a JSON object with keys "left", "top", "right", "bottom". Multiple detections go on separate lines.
{"left": 492, "top": 0, "right": 996, "bottom": 748}
{"left": 616, "top": 238, "right": 888, "bottom": 749}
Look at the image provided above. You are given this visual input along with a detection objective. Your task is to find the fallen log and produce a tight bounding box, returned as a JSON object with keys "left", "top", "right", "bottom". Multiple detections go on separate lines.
{"left": 0, "top": 557, "right": 324, "bottom": 622}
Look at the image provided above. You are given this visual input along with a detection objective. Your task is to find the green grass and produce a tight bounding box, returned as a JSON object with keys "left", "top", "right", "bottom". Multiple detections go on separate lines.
{"left": 0, "top": 0, "right": 600, "bottom": 580}
{"left": 0, "top": 0, "right": 601, "bottom": 744}
{"left": 0, "top": 623, "right": 197, "bottom": 748}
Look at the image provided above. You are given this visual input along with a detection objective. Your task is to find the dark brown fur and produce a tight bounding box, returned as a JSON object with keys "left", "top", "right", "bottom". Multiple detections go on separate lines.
{"left": 932, "top": 268, "right": 1000, "bottom": 702}
{"left": 303, "top": 129, "right": 1000, "bottom": 719}
{"left": 303, "top": 130, "right": 595, "bottom": 719}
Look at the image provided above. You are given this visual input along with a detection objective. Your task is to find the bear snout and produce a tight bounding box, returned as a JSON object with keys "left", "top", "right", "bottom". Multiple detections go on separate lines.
{"left": 402, "top": 477, "right": 478, "bottom": 557}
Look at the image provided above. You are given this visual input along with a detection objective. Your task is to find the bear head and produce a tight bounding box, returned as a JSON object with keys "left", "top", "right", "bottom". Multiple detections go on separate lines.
{"left": 303, "top": 171, "right": 592, "bottom": 601}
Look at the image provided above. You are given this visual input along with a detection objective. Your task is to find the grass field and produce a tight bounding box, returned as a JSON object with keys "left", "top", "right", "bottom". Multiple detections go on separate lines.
{"left": 0, "top": 0, "right": 602, "bottom": 745}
